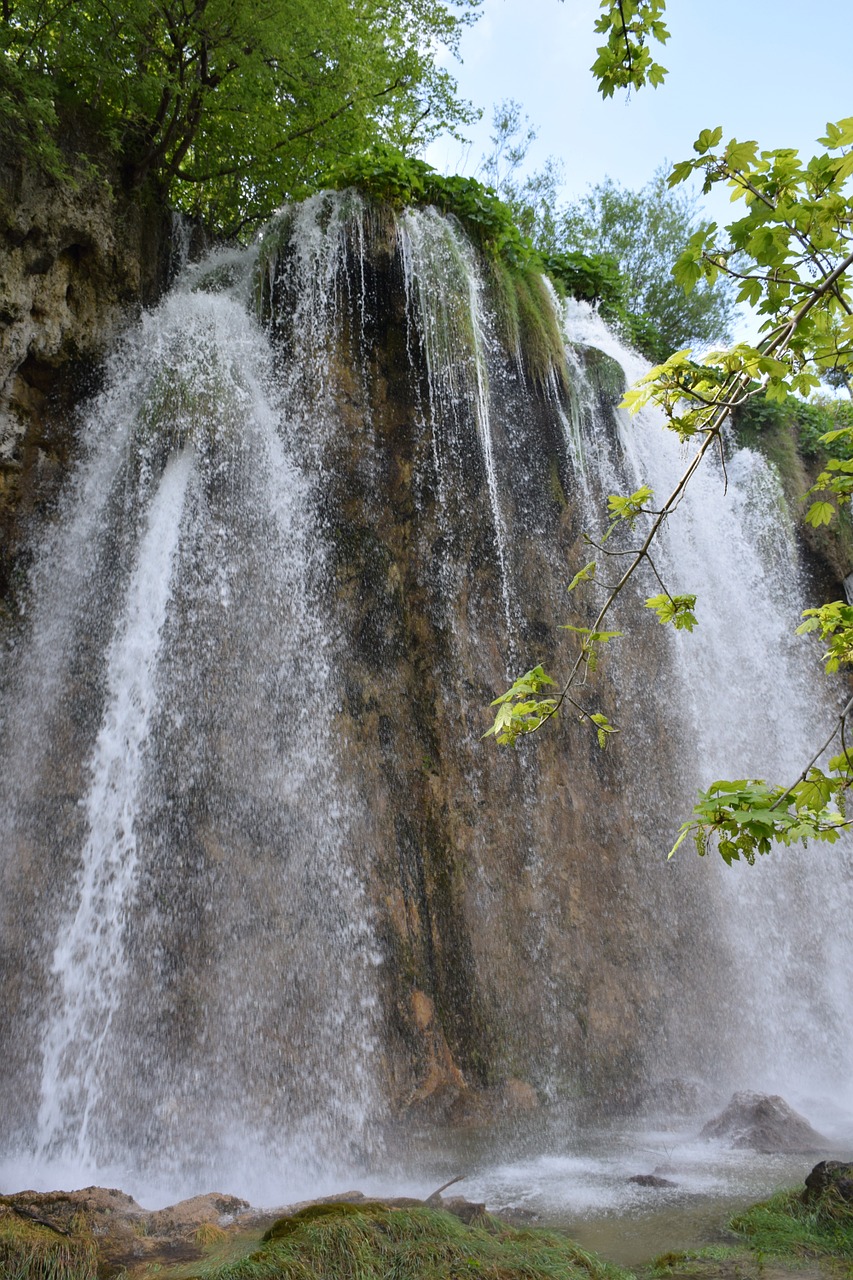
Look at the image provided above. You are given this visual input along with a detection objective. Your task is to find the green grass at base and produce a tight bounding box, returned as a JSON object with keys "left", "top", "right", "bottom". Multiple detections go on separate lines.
{"left": 177, "top": 1203, "right": 636, "bottom": 1280}
{"left": 730, "top": 1189, "right": 853, "bottom": 1264}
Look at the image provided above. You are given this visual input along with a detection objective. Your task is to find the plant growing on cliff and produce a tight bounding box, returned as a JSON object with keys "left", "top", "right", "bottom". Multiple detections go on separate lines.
{"left": 486, "top": 110, "right": 853, "bottom": 866}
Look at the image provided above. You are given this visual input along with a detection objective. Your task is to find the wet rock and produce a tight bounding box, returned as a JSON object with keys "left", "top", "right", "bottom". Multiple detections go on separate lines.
{"left": 0, "top": 149, "right": 173, "bottom": 603}
{"left": 0, "top": 1185, "right": 146, "bottom": 1237}
{"left": 803, "top": 1160, "right": 853, "bottom": 1204}
{"left": 438, "top": 1195, "right": 488, "bottom": 1225}
{"left": 146, "top": 1191, "right": 250, "bottom": 1236}
{"left": 628, "top": 1174, "right": 677, "bottom": 1188}
{"left": 700, "top": 1091, "right": 828, "bottom": 1154}
{"left": 497, "top": 1204, "right": 541, "bottom": 1224}
{"left": 499, "top": 1078, "right": 540, "bottom": 1113}
{"left": 0, "top": 1185, "right": 254, "bottom": 1275}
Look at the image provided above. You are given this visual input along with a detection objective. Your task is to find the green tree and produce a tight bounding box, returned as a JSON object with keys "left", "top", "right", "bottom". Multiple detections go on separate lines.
{"left": 480, "top": 102, "right": 735, "bottom": 360}
{"left": 1, "top": 0, "right": 478, "bottom": 234}
{"left": 0, "top": 0, "right": 669, "bottom": 235}
{"left": 555, "top": 171, "right": 739, "bottom": 358}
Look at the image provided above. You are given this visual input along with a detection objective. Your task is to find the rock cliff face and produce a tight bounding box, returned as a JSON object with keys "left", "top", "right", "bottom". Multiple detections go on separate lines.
{"left": 0, "top": 153, "right": 173, "bottom": 600}
{"left": 1, "top": 189, "right": 850, "bottom": 1193}
{"left": 258, "top": 197, "right": 734, "bottom": 1121}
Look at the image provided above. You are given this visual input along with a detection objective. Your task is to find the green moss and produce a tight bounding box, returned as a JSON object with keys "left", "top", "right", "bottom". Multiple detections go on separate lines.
{"left": 579, "top": 346, "right": 627, "bottom": 406}
{"left": 186, "top": 1202, "right": 633, "bottom": 1280}
{"left": 487, "top": 259, "right": 567, "bottom": 392}
{"left": 262, "top": 1202, "right": 390, "bottom": 1242}
{"left": 732, "top": 391, "right": 853, "bottom": 587}
{"left": 649, "top": 1246, "right": 744, "bottom": 1274}
{"left": 136, "top": 356, "right": 247, "bottom": 459}
{"left": 548, "top": 455, "right": 568, "bottom": 509}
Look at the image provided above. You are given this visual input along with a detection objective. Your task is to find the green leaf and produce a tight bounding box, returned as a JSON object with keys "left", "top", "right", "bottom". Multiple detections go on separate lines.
{"left": 694, "top": 126, "right": 723, "bottom": 155}
{"left": 568, "top": 561, "right": 597, "bottom": 592}
{"left": 805, "top": 501, "right": 836, "bottom": 527}
{"left": 607, "top": 485, "right": 654, "bottom": 524}
{"left": 645, "top": 592, "right": 698, "bottom": 631}
{"left": 560, "top": 626, "right": 623, "bottom": 643}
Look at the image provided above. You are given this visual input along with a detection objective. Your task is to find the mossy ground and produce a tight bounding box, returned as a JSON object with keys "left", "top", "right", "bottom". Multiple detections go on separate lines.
{"left": 643, "top": 1190, "right": 853, "bottom": 1280}
{"left": 0, "top": 1210, "right": 98, "bottom": 1280}
{"left": 729, "top": 1188, "right": 853, "bottom": 1269}
{"left": 9, "top": 1190, "right": 853, "bottom": 1280}
{"left": 133, "top": 1204, "right": 632, "bottom": 1280}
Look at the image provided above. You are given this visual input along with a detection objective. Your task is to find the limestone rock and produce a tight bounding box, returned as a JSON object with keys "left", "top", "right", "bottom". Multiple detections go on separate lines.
{"left": 146, "top": 1192, "right": 250, "bottom": 1236}
{"left": 439, "top": 1195, "right": 488, "bottom": 1224}
{"left": 0, "top": 150, "right": 173, "bottom": 600}
{"left": 700, "top": 1091, "right": 828, "bottom": 1153}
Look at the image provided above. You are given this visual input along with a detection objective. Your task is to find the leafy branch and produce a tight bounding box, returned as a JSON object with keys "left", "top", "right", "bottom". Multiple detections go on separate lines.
{"left": 486, "top": 116, "right": 853, "bottom": 863}
{"left": 591, "top": 0, "right": 670, "bottom": 98}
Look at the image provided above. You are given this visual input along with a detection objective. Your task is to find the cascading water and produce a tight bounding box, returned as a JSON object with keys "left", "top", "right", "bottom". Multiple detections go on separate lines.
{"left": 559, "top": 299, "right": 853, "bottom": 1115}
{"left": 0, "top": 243, "right": 383, "bottom": 1200}
{"left": 0, "top": 191, "right": 851, "bottom": 1210}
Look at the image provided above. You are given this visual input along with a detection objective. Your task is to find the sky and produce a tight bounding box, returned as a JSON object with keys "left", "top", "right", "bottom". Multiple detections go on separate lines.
{"left": 426, "top": 0, "right": 853, "bottom": 225}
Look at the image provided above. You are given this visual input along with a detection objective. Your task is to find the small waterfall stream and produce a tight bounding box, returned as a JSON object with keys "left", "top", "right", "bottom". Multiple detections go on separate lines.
{"left": 0, "top": 193, "right": 850, "bottom": 1207}
{"left": 37, "top": 448, "right": 193, "bottom": 1160}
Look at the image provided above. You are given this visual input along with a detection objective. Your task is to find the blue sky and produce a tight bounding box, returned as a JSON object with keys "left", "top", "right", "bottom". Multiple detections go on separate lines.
{"left": 427, "top": 0, "right": 853, "bottom": 220}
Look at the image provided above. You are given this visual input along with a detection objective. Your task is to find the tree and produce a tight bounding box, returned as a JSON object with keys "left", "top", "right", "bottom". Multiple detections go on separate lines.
{"left": 1, "top": 0, "right": 478, "bottom": 234}
{"left": 555, "top": 172, "right": 738, "bottom": 359}
{"left": 0, "top": 0, "right": 669, "bottom": 235}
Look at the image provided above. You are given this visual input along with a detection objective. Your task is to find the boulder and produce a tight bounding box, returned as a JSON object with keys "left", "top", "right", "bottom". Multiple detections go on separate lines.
{"left": 803, "top": 1160, "right": 853, "bottom": 1204}
{"left": 700, "top": 1091, "right": 828, "bottom": 1154}
{"left": 146, "top": 1192, "right": 250, "bottom": 1237}
{"left": 0, "top": 1186, "right": 146, "bottom": 1238}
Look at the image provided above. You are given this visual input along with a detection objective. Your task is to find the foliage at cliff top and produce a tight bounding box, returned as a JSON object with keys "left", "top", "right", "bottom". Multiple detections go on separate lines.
{"left": 325, "top": 145, "right": 625, "bottom": 306}
{"left": 1, "top": 0, "right": 669, "bottom": 238}
{"left": 481, "top": 102, "right": 735, "bottom": 362}
{"left": 325, "top": 147, "right": 535, "bottom": 267}
{"left": 0, "top": 0, "right": 478, "bottom": 235}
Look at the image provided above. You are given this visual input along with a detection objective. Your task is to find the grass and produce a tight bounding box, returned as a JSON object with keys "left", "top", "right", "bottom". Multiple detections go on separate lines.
{"left": 730, "top": 1189, "right": 853, "bottom": 1265}
{"left": 168, "top": 1203, "right": 635, "bottom": 1280}
{"left": 8, "top": 1183, "right": 852, "bottom": 1280}
{"left": 0, "top": 1210, "right": 98, "bottom": 1280}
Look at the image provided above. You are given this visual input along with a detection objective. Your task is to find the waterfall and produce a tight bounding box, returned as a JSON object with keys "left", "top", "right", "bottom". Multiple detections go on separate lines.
{"left": 559, "top": 299, "right": 853, "bottom": 1117}
{"left": 0, "top": 244, "right": 382, "bottom": 1200}
{"left": 0, "top": 194, "right": 851, "bottom": 1205}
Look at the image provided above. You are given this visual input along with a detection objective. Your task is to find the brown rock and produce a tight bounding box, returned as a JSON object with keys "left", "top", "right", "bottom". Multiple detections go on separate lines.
{"left": 500, "top": 1078, "right": 539, "bottom": 1113}
{"left": 439, "top": 1195, "right": 488, "bottom": 1225}
{"left": 146, "top": 1192, "right": 250, "bottom": 1237}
